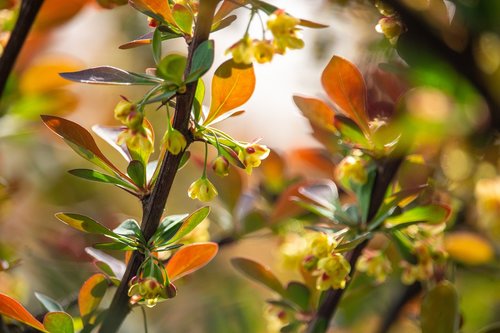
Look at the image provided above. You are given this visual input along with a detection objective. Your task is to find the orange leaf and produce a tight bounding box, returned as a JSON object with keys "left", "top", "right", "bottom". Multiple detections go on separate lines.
{"left": 129, "top": 0, "right": 175, "bottom": 26}
{"left": 166, "top": 242, "right": 218, "bottom": 282}
{"left": 78, "top": 273, "right": 108, "bottom": 323}
{"left": 321, "top": 56, "right": 369, "bottom": 134}
{"left": 34, "top": 0, "right": 89, "bottom": 32}
{"left": 213, "top": 0, "right": 247, "bottom": 23}
{"left": 20, "top": 57, "right": 82, "bottom": 94}
{"left": 41, "top": 116, "right": 123, "bottom": 177}
{"left": 204, "top": 60, "right": 255, "bottom": 125}
{"left": 293, "top": 95, "right": 335, "bottom": 131}
{"left": 0, "top": 293, "right": 47, "bottom": 332}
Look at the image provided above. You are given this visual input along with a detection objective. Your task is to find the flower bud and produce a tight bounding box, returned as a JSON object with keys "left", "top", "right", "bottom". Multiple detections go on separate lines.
{"left": 376, "top": 17, "right": 404, "bottom": 44}
{"left": 188, "top": 177, "right": 218, "bottom": 202}
{"left": 335, "top": 155, "right": 367, "bottom": 189}
{"left": 212, "top": 156, "right": 230, "bottom": 177}
{"left": 114, "top": 100, "right": 136, "bottom": 123}
{"left": 163, "top": 128, "right": 187, "bottom": 155}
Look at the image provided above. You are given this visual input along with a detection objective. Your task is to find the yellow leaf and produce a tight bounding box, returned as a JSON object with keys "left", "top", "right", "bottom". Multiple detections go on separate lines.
{"left": 444, "top": 231, "right": 494, "bottom": 265}
{"left": 204, "top": 60, "right": 255, "bottom": 125}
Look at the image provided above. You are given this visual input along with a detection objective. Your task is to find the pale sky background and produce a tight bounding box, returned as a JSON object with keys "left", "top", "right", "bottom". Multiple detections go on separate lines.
{"left": 42, "top": 1, "right": 376, "bottom": 151}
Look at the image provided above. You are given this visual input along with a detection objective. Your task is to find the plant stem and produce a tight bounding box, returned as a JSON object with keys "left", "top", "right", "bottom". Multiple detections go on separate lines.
{"left": 98, "top": 1, "right": 220, "bottom": 332}
{"left": 0, "top": 0, "right": 44, "bottom": 98}
{"left": 306, "top": 157, "right": 403, "bottom": 333}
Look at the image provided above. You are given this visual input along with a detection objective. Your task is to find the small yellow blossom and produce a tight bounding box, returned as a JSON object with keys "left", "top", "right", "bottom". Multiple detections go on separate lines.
{"left": 238, "top": 143, "right": 270, "bottom": 174}
{"left": 212, "top": 155, "right": 230, "bottom": 177}
{"left": 163, "top": 128, "right": 187, "bottom": 155}
{"left": 226, "top": 35, "right": 254, "bottom": 65}
{"left": 267, "top": 10, "right": 304, "bottom": 54}
{"left": 188, "top": 177, "right": 218, "bottom": 202}
{"left": 128, "top": 277, "right": 177, "bottom": 308}
{"left": 253, "top": 40, "right": 274, "bottom": 64}
{"left": 306, "top": 232, "right": 338, "bottom": 258}
{"left": 335, "top": 155, "right": 367, "bottom": 189}
{"left": 314, "top": 253, "right": 351, "bottom": 290}
{"left": 117, "top": 125, "right": 154, "bottom": 161}
{"left": 357, "top": 250, "right": 392, "bottom": 283}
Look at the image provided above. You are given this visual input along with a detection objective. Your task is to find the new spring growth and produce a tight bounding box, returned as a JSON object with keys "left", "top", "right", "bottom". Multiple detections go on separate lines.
{"left": 188, "top": 176, "right": 218, "bottom": 202}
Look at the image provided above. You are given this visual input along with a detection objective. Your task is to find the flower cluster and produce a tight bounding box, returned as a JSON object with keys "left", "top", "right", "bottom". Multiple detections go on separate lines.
{"left": 357, "top": 249, "right": 392, "bottom": 283}
{"left": 302, "top": 233, "right": 351, "bottom": 291}
{"left": 128, "top": 277, "right": 177, "bottom": 307}
{"left": 399, "top": 224, "right": 447, "bottom": 284}
{"left": 227, "top": 10, "right": 304, "bottom": 64}
{"left": 114, "top": 99, "right": 154, "bottom": 161}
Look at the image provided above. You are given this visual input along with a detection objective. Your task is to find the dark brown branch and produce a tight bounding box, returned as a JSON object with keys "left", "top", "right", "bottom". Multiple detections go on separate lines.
{"left": 306, "top": 157, "right": 403, "bottom": 333}
{"left": 0, "top": 0, "right": 44, "bottom": 98}
{"left": 98, "top": 1, "right": 220, "bottom": 332}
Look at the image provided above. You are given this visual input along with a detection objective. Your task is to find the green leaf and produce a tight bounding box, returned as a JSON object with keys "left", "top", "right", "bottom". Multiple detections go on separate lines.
{"left": 152, "top": 28, "right": 162, "bottom": 65}
{"left": 389, "top": 230, "right": 417, "bottom": 264}
{"left": 231, "top": 258, "right": 285, "bottom": 296}
{"left": 143, "top": 89, "right": 176, "bottom": 105}
{"left": 186, "top": 40, "right": 214, "bottom": 83}
{"left": 285, "top": 282, "right": 310, "bottom": 311}
{"left": 152, "top": 214, "right": 187, "bottom": 244}
{"left": 43, "top": 312, "right": 74, "bottom": 333}
{"left": 172, "top": 3, "right": 193, "bottom": 35}
{"left": 385, "top": 204, "right": 451, "bottom": 228}
{"left": 127, "top": 160, "right": 146, "bottom": 188}
{"left": 85, "top": 247, "right": 126, "bottom": 279}
{"left": 211, "top": 14, "right": 237, "bottom": 32}
{"left": 55, "top": 213, "right": 117, "bottom": 238}
{"left": 157, "top": 54, "right": 187, "bottom": 85}
{"left": 254, "top": 0, "right": 278, "bottom": 14}
{"left": 93, "top": 242, "right": 135, "bottom": 251}
{"left": 34, "top": 292, "right": 64, "bottom": 313}
{"left": 178, "top": 151, "right": 191, "bottom": 170}
{"left": 78, "top": 274, "right": 108, "bottom": 324}
{"left": 355, "top": 168, "right": 376, "bottom": 224}
{"left": 335, "top": 232, "right": 372, "bottom": 252}
{"left": 193, "top": 79, "right": 205, "bottom": 122}
{"left": 60, "top": 66, "right": 161, "bottom": 85}
{"left": 113, "top": 219, "right": 143, "bottom": 242}
{"left": 421, "top": 281, "right": 459, "bottom": 333}
{"left": 68, "top": 169, "right": 136, "bottom": 191}
{"left": 167, "top": 206, "right": 210, "bottom": 244}
{"left": 334, "top": 115, "right": 370, "bottom": 148}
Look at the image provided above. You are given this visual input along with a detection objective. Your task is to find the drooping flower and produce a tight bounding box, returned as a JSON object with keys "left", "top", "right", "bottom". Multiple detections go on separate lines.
{"left": 314, "top": 253, "right": 351, "bottom": 290}
{"left": 253, "top": 40, "right": 274, "bottom": 64}
{"left": 188, "top": 177, "right": 218, "bottom": 202}
{"left": 212, "top": 155, "right": 230, "bottom": 177}
{"left": 267, "top": 10, "right": 304, "bottom": 54}
{"left": 357, "top": 250, "right": 392, "bottom": 283}
{"left": 163, "top": 128, "right": 187, "bottom": 155}
{"left": 238, "top": 143, "right": 270, "bottom": 174}
{"left": 226, "top": 35, "right": 254, "bottom": 65}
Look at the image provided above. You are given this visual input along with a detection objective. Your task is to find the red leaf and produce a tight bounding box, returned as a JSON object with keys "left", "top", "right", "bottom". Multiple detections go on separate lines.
{"left": 293, "top": 95, "right": 335, "bottom": 131}
{"left": 0, "top": 293, "right": 47, "bottom": 332}
{"left": 204, "top": 60, "right": 255, "bottom": 125}
{"left": 78, "top": 273, "right": 108, "bottom": 323}
{"left": 166, "top": 242, "right": 218, "bottom": 282}
{"left": 321, "top": 56, "right": 369, "bottom": 134}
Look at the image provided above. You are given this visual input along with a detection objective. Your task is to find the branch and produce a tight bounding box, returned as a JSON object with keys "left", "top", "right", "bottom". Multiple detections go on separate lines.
{"left": 306, "top": 157, "right": 403, "bottom": 333}
{"left": 98, "top": 1, "right": 220, "bottom": 332}
{"left": 0, "top": 0, "right": 44, "bottom": 98}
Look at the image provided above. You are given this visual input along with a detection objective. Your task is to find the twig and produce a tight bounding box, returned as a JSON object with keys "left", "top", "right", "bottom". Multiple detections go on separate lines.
{"left": 97, "top": 1, "right": 220, "bottom": 332}
{"left": 0, "top": 0, "right": 44, "bottom": 98}
{"left": 306, "top": 157, "right": 403, "bottom": 333}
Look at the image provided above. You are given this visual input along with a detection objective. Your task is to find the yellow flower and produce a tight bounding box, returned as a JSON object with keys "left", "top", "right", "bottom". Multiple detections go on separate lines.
{"left": 267, "top": 10, "right": 304, "bottom": 54}
{"left": 306, "top": 232, "right": 338, "bottom": 258}
{"left": 212, "top": 155, "right": 230, "bottom": 177}
{"left": 128, "top": 277, "right": 177, "bottom": 308}
{"left": 117, "top": 125, "right": 154, "bottom": 162}
{"left": 253, "top": 40, "right": 274, "bottom": 64}
{"left": 226, "top": 36, "right": 254, "bottom": 65}
{"left": 188, "top": 177, "right": 218, "bottom": 202}
{"left": 114, "top": 99, "right": 143, "bottom": 129}
{"left": 357, "top": 250, "right": 392, "bottom": 283}
{"left": 314, "top": 253, "right": 351, "bottom": 290}
{"left": 335, "top": 155, "right": 367, "bottom": 189}
{"left": 238, "top": 143, "right": 270, "bottom": 174}
{"left": 163, "top": 128, "right": 187, "bottom": 155}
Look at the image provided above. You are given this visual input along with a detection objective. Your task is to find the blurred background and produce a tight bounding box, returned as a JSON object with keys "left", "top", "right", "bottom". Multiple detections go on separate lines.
{"left": 0, "top": 0, "right": 499, "bottom": 332}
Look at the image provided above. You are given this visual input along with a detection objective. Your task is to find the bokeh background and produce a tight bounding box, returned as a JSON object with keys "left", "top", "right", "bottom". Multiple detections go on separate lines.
{"left": 0, "top": 0, "right": 499, "bottom": 332}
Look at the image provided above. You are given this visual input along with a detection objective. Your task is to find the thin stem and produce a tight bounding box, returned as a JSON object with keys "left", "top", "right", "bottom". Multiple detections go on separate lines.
{"left": 141, "top": 306, "right": 149, "bottom": 333}
{"left": 97, "top": 1, "right": 220, "bottom": 332}
{"left": 0, "top": 0, "right": 44, "bottom": 98}
{"left": 202, "top": 141, "right": 208, "bottom": 177}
